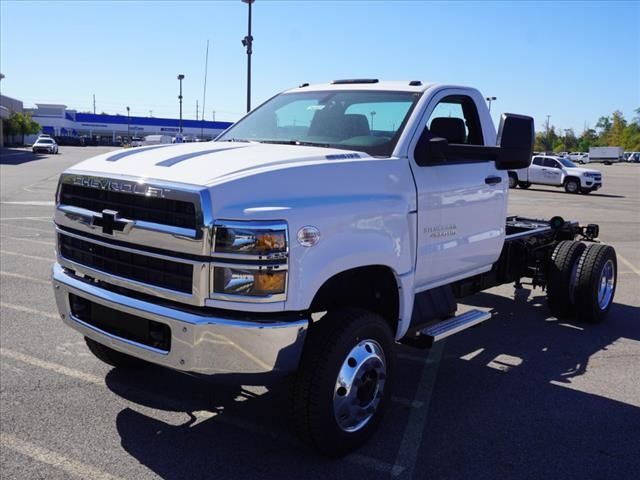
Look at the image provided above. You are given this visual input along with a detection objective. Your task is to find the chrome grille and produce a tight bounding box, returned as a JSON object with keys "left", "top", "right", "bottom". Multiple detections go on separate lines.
{"left": 55, "top": 173, "right": 213, "bottom": 305}
{"left": 59, "top": 233, "right": 193, "bottom": 294}
{"left": 59, "top": 183, "right": 197, "bottom": 229}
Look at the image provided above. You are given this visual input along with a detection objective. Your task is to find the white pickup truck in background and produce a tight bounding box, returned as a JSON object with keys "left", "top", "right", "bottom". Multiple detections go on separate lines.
{"left": 509, "top": 155, "right": 603, "bottom": 193}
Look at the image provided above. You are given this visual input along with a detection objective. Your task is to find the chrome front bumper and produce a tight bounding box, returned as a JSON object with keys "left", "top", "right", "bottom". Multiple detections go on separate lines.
{"left": 52, "top": 263, "right": 308, "bottom": 377}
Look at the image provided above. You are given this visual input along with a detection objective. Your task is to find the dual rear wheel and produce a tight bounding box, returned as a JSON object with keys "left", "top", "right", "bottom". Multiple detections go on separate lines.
{"left": 547, "top": 240, "right": 617, "bottom": 323}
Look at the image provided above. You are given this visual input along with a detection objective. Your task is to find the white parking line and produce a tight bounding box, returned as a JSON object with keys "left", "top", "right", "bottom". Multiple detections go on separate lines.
{"left": 1, "top": 302, "right": 59, "bottom": 320}
{"left": 0, "top": 432, "right": 125, "bottom": 480}
{"left": 0, "top": 271, "right": 50, "bottom": 285}
{"left": 0, "top": 234, "right": 55, "bottom": 246}
{"left": 2, "top": 223, "right": 53, "bottom": 234}
{"left": 1, "top": 201, "right": 55, "bottom": 206}
{"left": 0, "top": 250, "right": 54, "bottom": 262}
{"left": 391, "top": 395, "right": 425, "bottom": 409}
{"left": 0, "top": 348, "right": 103, "bottom": 385}
{"left": 1, "top": 347, "right": 407, "bottom": 475}
{"left": 617, "top": 253, "right": 640, "bottom": 277}
{"left": 0, "top": 216, "right": 51, "bottom": 222}
{"left": 393, "top": 341, "right": 445, "bottom": 478}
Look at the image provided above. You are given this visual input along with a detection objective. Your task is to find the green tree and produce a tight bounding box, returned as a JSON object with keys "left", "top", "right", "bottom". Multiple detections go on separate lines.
{"left": 578, "top": 128, "right": 598, "bottom": 152}
{"left": 3, "top": 112, "right": 41, "bottom": 144}
{"left": 607, "top": 110, "right": 627, "bottom": 146}
{"left": 595, "top": 115, "right": 612, "bottom": 135}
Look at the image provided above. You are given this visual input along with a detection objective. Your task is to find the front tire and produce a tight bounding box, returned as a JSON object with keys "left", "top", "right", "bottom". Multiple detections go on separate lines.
{"left": 508, "top": 173, "right": 518, "bottom": 189}
{"left": 292, "top": 309, "right": 395, "bottom": 457}
{"left": 573, "top": 244, "right": 617, "bottom": 323}
{"left": 564, "top": 178, "right": 580, "bottom": 194}
{"left": 85, "top": 337, "right": 146, "bottom": 369}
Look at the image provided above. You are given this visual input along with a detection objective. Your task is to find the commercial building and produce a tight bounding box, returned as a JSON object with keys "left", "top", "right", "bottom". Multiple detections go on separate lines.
{"left": 24, "top": 104, "right": 233, "bottom": 145}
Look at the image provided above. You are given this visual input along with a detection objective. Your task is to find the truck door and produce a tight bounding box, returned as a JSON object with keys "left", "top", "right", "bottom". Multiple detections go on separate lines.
{"left": 409, "top": 91, "right": 507, "bottom": 289}
{"left": 541, "top": 157, "right": 563, "bottom": 185}
{"left": 529, "top": 156, "right": 545, "bottom": 183}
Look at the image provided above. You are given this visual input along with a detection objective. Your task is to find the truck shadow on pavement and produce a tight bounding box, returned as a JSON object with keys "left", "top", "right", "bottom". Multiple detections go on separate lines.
{"left": 522, "top": 187, "right": 625, "bottom": 198}
{"left": 105, "top": 289, "right": 640, "bottom": 479}
{"left": 422, "top": 290, "right": 640, "bottom": 479}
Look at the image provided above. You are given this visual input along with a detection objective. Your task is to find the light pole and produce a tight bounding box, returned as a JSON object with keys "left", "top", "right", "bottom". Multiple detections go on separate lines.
{"left": 546, "top": 114, "right": 552, "bottom": 152}
{"left": 370, "top": 111, "right": 376, "bottom": 131}
{"left": 177, "top": 74, "right": 185, "bottom": 135}
{"left": 485, "top": 96, "right": 497, "bottom": 112}
{"left": 126, "top": 106, "right": 130, "bottom": 141}
{"left": 241, "top": 0, "right": 255, "bottom": 113}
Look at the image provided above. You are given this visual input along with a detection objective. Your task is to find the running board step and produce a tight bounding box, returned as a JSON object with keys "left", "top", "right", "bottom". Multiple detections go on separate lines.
{"left": 421, "top": 309, "right": 492, "bottom": 342}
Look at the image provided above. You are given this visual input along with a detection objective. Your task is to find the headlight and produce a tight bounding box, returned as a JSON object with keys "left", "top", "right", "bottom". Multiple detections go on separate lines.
{"left": 211, "top": 221, "right": 288, "bottom": 301}
{"left": 213, "top": 266, "right": 286, "bottom": 297}
{"left": 214, "top": 222, "right": 287, "bottom": 257}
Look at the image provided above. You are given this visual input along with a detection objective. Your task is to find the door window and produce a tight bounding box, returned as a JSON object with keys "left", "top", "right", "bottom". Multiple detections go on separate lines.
{"left": 532, "top": 157, "right": 543, "bottom": 165}
{"left": 543, "top": 158, "right": 559, "bottom": 168}
{"left": 426, "top": 95, "right": 484, "bottom": 146}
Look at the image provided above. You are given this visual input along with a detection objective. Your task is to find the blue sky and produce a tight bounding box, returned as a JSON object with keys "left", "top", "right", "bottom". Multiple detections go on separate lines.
{"left": 1, "top": 0, "right": 638, "bottom": 133}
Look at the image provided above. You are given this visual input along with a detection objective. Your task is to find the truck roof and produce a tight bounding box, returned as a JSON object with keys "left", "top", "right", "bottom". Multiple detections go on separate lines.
{"left": 284, "top": 80, "right": 435, "bottom": 93}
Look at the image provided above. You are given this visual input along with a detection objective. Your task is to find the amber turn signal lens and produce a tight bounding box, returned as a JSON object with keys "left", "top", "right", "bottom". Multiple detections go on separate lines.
{"left": 255, "top": 232, "right": 286, "bottom": 252}
{"left": 254, "top": 271, "right": 286, "bottom": 294}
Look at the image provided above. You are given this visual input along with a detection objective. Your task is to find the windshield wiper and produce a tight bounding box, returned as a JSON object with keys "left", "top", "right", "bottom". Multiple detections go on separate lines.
{"left": 258, "top": 139, "right": 333, "bottom": 148}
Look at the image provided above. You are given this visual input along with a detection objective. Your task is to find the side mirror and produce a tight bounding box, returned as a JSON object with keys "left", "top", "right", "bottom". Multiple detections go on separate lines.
{"left": 495, "top": 113, "right": 534, "bottom": 170}
{"left": 415, "top": 129, "right": 448, "bottom": 166}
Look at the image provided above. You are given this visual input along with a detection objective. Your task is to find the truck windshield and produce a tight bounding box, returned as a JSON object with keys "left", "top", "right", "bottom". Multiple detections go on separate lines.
{"left": 217, "top": 90, "right": 422, "bottom": 157}
{"left": 559, "top": 158, "right": 576, "bottom": 168}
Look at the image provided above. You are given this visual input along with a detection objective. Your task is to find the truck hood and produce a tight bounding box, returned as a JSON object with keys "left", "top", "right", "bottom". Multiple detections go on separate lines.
{"left": 67, "top": 141, "right": 374, "bottom": 185}
{"left": 566, "top": 167, "right": 601, "bottom": 175}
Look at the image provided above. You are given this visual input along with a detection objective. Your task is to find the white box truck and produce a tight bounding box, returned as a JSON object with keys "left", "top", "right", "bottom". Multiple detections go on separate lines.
{"left": 589, "top": 146, "right": 623, "bottom": 164}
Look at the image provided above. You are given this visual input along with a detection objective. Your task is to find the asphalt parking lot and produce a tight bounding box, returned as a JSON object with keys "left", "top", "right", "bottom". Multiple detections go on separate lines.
{"left": 1, "top": 146, "right": 639, "bottom": 480}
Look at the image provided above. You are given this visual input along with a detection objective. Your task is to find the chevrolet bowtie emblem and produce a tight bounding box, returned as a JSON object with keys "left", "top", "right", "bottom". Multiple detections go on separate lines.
{"left": 92, "top": 209, "right": 133, "bottom": 235}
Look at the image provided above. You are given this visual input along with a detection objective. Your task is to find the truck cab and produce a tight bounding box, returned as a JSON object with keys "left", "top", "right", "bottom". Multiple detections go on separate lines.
{"left": 51, "top": 79, "right": 616, "bottom": 456}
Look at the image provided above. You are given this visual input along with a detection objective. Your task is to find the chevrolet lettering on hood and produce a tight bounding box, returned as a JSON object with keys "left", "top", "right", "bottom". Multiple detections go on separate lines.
{"left": 71, "top": 175, "right": 170, "bottom": 198}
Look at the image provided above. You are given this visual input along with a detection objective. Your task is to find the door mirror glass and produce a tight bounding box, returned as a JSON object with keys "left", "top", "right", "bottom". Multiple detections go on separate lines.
{"left": 494, "top": 113, "right": 534, "bottom": 170}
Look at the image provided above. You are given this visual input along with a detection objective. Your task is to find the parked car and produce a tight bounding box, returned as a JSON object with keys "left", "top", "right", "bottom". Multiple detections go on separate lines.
{"left": 509, "top": 155, "right": 602, "bottom": 193}
{"left": 575, "top": 153, "right": 590, "bottom": 164}
{"left": 55, "top": 136, "right": 86, "bottom": 147}
{"left": 32, "top": 137, "right": 59, "bottom": 154}
{"left": 627, "top": 152, "right": 640, "bottom": 163}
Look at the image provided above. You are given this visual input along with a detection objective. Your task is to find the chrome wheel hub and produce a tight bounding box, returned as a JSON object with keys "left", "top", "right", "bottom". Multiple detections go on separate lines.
{"left": 597, "top": 259, "right": 615, "bottom": 310}
{"left": 567, "top": 181, "right": 578, "bottom": 193}
{"left": 333, "top": 339, "right": 386, "bottom": 432}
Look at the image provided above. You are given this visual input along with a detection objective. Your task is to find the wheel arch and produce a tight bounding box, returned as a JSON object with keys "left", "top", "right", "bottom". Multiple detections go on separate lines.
{"left": 309, "top": 265, "right": 406, "bottom": 338}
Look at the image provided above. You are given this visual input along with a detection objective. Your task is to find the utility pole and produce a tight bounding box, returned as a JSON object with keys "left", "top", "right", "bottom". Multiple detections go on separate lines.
{"left": 241, "top": 0, "right": 255, "bottom": 112}
{"left": 196, "top": 100, "right": 199, "bottom": 121}
{"left": 126, "top": 106, "right": 130, "bottom": 141}
{"left": 93, "top": 94, "right": 96, "bottom": 114}
{"left": 212, "top": 110, "right": 216, "bottom": 121}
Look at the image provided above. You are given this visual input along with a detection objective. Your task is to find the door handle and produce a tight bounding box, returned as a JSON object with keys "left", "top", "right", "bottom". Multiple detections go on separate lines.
{"left": 485, "top": 176, "right": 502, "bottom": 185}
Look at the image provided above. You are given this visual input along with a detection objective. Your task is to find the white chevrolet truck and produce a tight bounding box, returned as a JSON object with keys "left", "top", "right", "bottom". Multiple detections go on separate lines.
{"left": 52, "top": 80, "right": 617, "bottom": 456}
{"left": 508, "top": 154, "right": 603, "bottom": 193}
